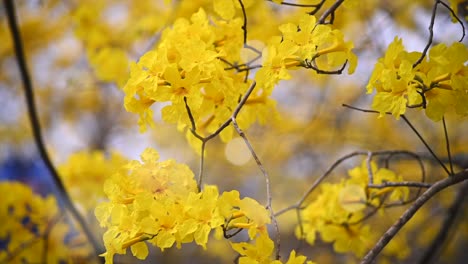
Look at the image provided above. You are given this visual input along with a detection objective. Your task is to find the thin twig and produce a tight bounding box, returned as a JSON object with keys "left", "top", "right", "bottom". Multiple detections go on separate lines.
{"left": 266, "top": 0, "right": 323, "bottom": 8}
{"left": 438, "top": 0, "right": 465, "bottom": 42}
{"left": 197, "top": 141, "right": 206, "bottom": 190}
{"left": 284, "top": 149, "right": 428, "bottom": 240}
{"left": 342, "top": 104, "right": 380, "bottom": 114}
{"left": 366, "top": 151, "right": 374, "bottom": 184}
{"left": 368, "top": 182, "right": 432, "bottom": 188}
{"left": 184, "top": 97, "right": 196, "bottom": 131}
{"left": 303, "top": 59, "right": 348, "bottom": 74}
{"left": 442, "top": 117, "right": 454, "bottom": 175}
{"left": 187, "top": 82, "right": 257, "bottom": 188}
{"left": 360, "top": 169, "right": 468, "bottom": 264}
{"left": 413, "top": 0, "right": 438, "bottom": 68}
{"left": 401, "top": 115, "right": 451, "bottom": 176}
{"left": 382, "top": 151, "right": 426, "bottom": 199}
{"left": 229, "top": 80, "right": 280, "bottom": 259}
{"left": 293, "top": 151, "right": 368, "bottom": 240}
{"left": 274, "top": 204, "right": 297, "bottom": 217}
{"left": 342, "top": 104, "right": 451, "bottom": 176}
{"left": 298, "top": 151, "right": 369, "bottom": 207}
{"left": 3, "top": 0, "right": 103, "bottom": 261}
{"left": 231, "top": 118, "right": 281, "bottom": 259}
{"left": 238, "top": 0, "right": 248, "bottom": 45}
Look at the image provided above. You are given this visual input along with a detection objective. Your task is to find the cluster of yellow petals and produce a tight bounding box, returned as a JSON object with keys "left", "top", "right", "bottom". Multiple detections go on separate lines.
{"left": 58, "top": 150, "right": 128, "bottom": 212}
{"left": 297, "top": 161, "right": 409, "bottom": 258}
{"left": 123, "top": 8, "right": 277, "bottom": 146}
{"left": 0, "top": 182, "right": 90, "bottom": 263}
{"left": 95, "top": 147, "right": 276, "bottom": 264}
{"left": 72, "top": 0, "right": 170, "bottom": 86}
{"left": 232, "top": 231, "right": 316, "bottom": 264}
{"left": 367, "top": 37, "right": 468, "bottom": 121}
{"left": 255, "top": 14, "right": 357, "bottom": 94}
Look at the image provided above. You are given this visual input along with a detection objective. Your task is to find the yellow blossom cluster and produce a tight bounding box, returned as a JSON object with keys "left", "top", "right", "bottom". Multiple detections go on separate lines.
{"left": 95, "top": 147, "right": 280, "bottom": 264}
{"left": 58, "top": 150, "right": 128, "bottom": 212}
{"left": 232, "top": 231, "right": 316, "bottom": 264}
{"left": 0, "top": 182, "right": 90, "bottom": 263}
{"left": 123, "top": 9, "right": 357, "bottom": 149}
{"left": 255, "top": 14, "right": 357, "bottom": 94}
{"left": 367, "top": 37, "right": 468, "bottom": 121}
{"left": 123, "top": 8, "right": 272, "bottom": 143}
{"left": 297, "top": 161, "right": 409, "bottom": 258}
{"left": 72, "top": 1, "right": 169, "bottom": 86}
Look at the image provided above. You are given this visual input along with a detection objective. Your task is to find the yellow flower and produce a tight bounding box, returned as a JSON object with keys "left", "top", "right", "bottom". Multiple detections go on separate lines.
{"left": 368, "top": 38, "right": 468, "bottom": 120}
{"left": 320, "top": 223, "right": 372, "bottom": 257}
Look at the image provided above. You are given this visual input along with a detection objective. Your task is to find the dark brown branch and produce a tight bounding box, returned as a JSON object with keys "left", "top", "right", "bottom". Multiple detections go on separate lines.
{"left": 442, "top": 117, "right": 454, "bottom": 175}
{"left": 438, "top": 0, "right": 466, "bottom": 42}
{"left": 186, "top": 81, "right": 257, "bottom": 188}
{"left": 368, "top": 181, "right": 432, "bottom": 188}
{"left": 238, "top": 0, "right": 248, "bottom": 45}
{"left": 303, "top": 59, "right": 348, "bottom": 74}
{"left": 361, "top": 169, "right": 468, "bottom": 264}
{"left": 417, "top": 180, "right": 468, "bottom": 264}
{"left": 317, "top": 0, "right": 345, "bottom": 24}
{"left": 3, "top": 0, "right": 103, "bottom": 261}
{"left": 184, "top": 96, "right": 196, "bottom": 132}
{"left": 401, "top": 115, "right": 451, "bottom": 176}
{"left": 342, "top": 104, "right": 451, "bottom": 176}
{"left": 266, "top": 0, "right": 323, "bottom": 8}
{"left": 275, "top": 149, "right": 426, "bottom": 217}
{"left": 413, "top": 0, "right": 438, "bottom": 68}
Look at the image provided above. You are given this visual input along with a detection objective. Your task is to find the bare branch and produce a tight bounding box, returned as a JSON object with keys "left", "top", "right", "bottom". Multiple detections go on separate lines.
{"left": 303, "top": 59, "right": 348, "bottom": 74}
{"left": 184, "top": 96, "right": 197, "bottom": 132}
{"left": 361, "top": 169, "right": 468, "bottom": 264}
{"left": 417, "top": 180, "right": 468, "bottom": 264}
{"left": 442, "top": 117, "right": 454, "bottom": 175}
{"left": 401, "top": 115, "right": 451, "bottom": 176}
{"left": 413, "top": 0, "right": 438, "bottom": 68}
{"left": 438, "top": 0, "right": 466, "bottom": 42}
{"left": 342, "top": 104, "right": 451, "bottom": 176}
{"left": 266, "top": 0, "right": 323, "bottom": 8}
{"left": 232, "top": 118, "right": 281, "bottom": 259}
{"left": 3, "top": 0, "right": 103, "bottom": 261}
{"left": 238, "top": 0, "right": 248, "bottom": 45}
{"left": 368, "top": 181, "right": 432, "bottom": 188}
{"left": 317, "top": 0, "right": 345, "bottom": 24}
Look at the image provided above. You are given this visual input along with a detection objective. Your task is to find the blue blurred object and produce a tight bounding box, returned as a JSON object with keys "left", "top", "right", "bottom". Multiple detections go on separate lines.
{"left": 0, "top": 155, "right": 56, "bottom": 196}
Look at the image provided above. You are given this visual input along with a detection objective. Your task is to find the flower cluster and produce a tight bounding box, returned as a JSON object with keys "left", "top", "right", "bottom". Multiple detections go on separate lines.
{"left": 367, "top": 37, "right": 468, "bottom": 121}
{"left": 58, "top": 150, "right": 128, "bottom": 212}
{"left": 232, "top": 231, "right": 316, "bottom": 264}
{"left": 123, "top": 8, "right": 269, "bottom": 141}
{"left": 123, "top": 9, "right": 358, "bottom": 150}
{"left": 72, "top": 1, "right": 170, "bottom": 86}
{"left": 95, "top": 147, "right": 276, "bottom": 264}
{"left": 255, "top": 14, "right": 358, "bottom": 94}
{"left": 0, "top": 182, "right": 90, "bottom": 263}
{"left": 297, "top": 161, "right": 409, "bottom": 258}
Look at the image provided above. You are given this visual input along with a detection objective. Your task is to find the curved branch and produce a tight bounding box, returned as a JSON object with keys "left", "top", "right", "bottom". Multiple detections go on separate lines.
{"left": 4, "top": 0, "right": 103, "bottom": 261}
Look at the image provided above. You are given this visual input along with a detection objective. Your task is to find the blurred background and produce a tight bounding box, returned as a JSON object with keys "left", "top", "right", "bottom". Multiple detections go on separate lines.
{"left": 0, "top": 0, "right": 467, "bottom": 263}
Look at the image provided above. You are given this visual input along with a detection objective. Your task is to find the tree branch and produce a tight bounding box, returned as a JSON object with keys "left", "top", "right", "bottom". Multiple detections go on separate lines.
{"left": 417, "top": 180, "right": 468, "bottom": 264}
{"left": 3, "top": 0, "right": 103, "bottom": 261}
{"left": 361, "top": 169, "right": 468, "bottom": 264}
